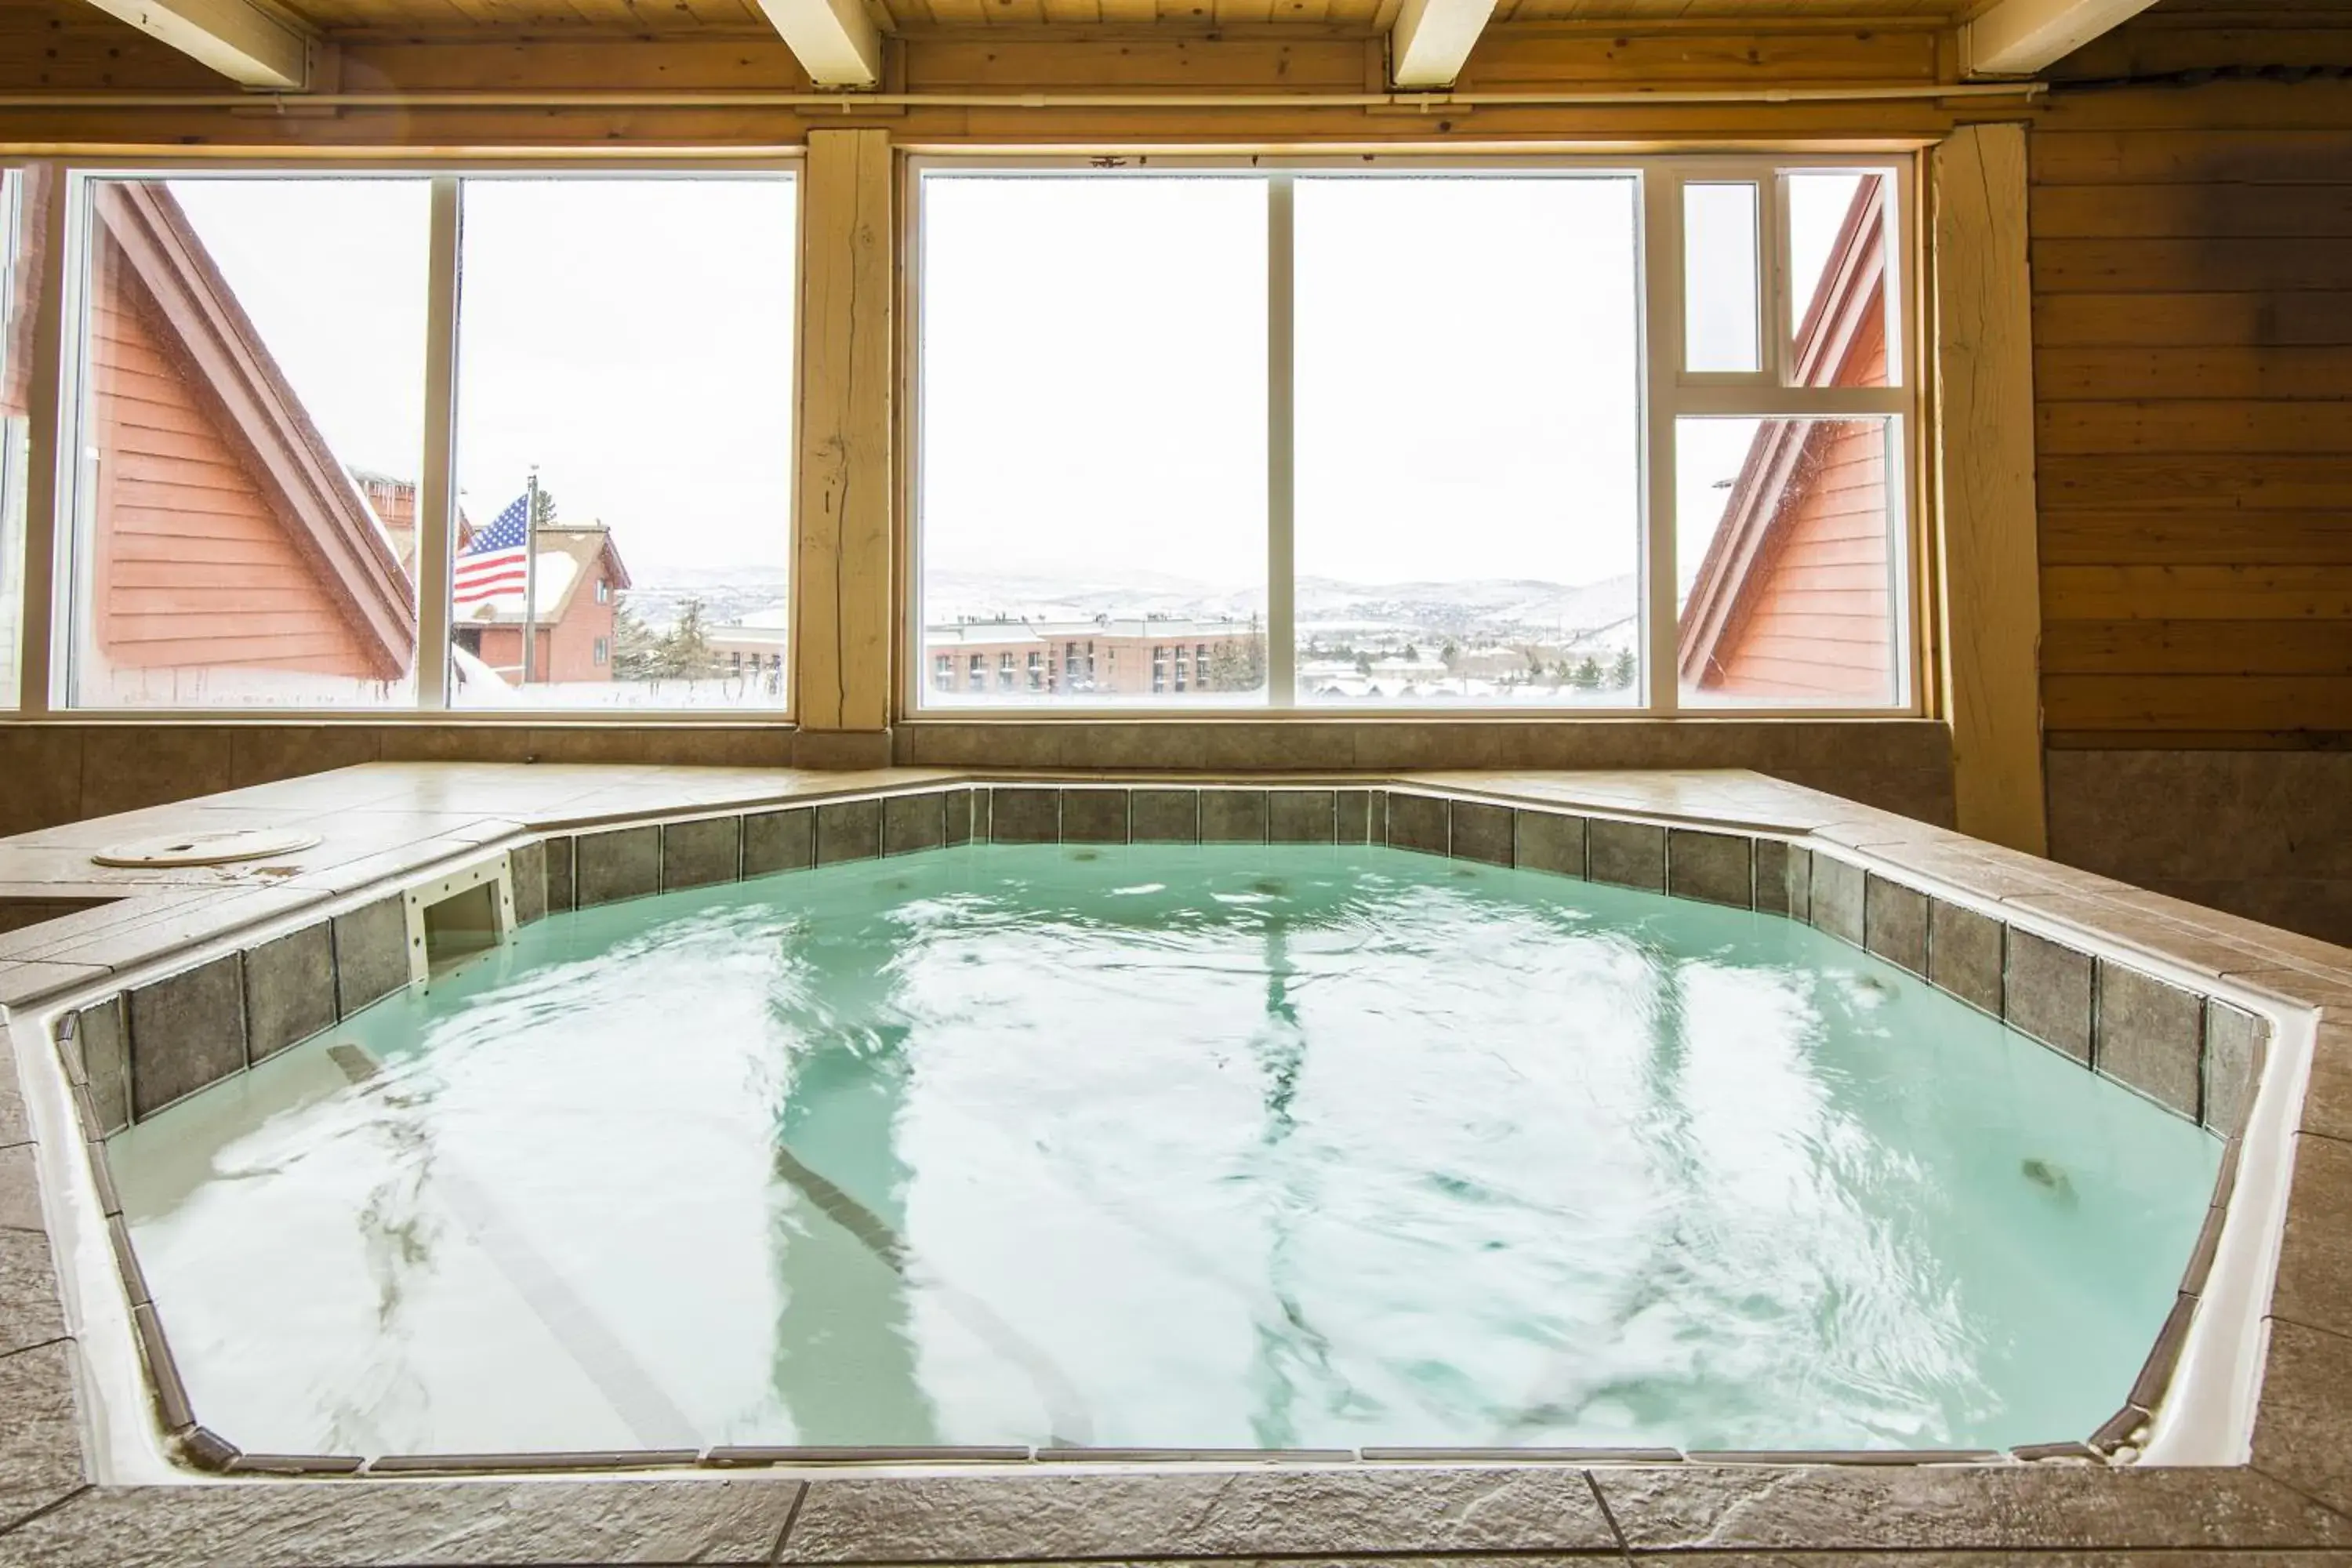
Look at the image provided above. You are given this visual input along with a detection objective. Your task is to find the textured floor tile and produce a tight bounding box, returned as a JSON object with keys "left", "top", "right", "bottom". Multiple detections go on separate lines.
{"left": 2274, "top": 1132, "right": 2352, "bottom": 1341}
{"left": 1589, "top": 819, "right": 1668, "bottom": 892}
{"left": 2205, "top": 1000, "right": 2264, "bottom": 1135}
{"left": 1200, "top": 790, "right": 1269, "bottom": 844}
{"left": 509, "top": 840, "right": 548, "bottom": 926}
{"left": 2096, "top": 962, "right": 2205, "bottom": 1118}
{"left": 0, "top": 1343, "right": 90, "bottom": 1534}
{"left": 884, "top": 794, "right": 947, "bottom": 857}
{"left": 1450, "top": 802, "right": 1514, "bottom": 866}
{"left": 0, "top": 1228, "right": 66, "bottom": 1359}
{"left": 332, "top": 895, "right": 412, "bottom": 1017}
{"left": 128, "top": 954, "right": 247, "bottom": 1120}
{"left": 1130, "top": 789, "right": 1200, "bottom": 844}
{"left": 0, "top": 1475, "right": 800, "bottom": 1568}
{"left": 1929, "top": 900, "right": 2003, "bottom": 1014}
{"left": 988, "top": 788, "right": 1059, "bottom": 844}
{"left": 2253, "top": 1316, "right": 2352, "bottom": 1520}
{"left": 1385, "top": 793, "right": 1447, "bottom": 855}
{"left": 743, "top": 808, "right": 815, "bottom": 876}
{"left": 575, "top": 826, "right": 661, "bottom": 906}
{"left": 1515, "top": 810, "right": 1586, "bottom": 878}
{"left": 1811, "top": 855, "right": 1865, "bottom": 946}
{"left": 1670, "top": 829, "right": 1753, "bottom": 909}
{"left": 2006, "top": 928, "right": 2096, "bottom": 1064}
{"left": 1597, "top": 1460, "right": 2352, "bottom": 1552}
{"left": 241, "top": 922, "right": 336, "bottom": 1062}
{"left": 781, "top": 1471, "right": 1617, "bottom": 1561}
{"left": 1865, "top": 875, "right": 1929, "bottom": 974}
{"left": 662, "top": 817, "right": 742, "bottom": 890}
{"left": 815, "top": 800, "right": 883, "bottom": 865}
{"left": 1269, "top": 789, "right": 1338, "bottom": 844}
{"left": 1059, "top": 790, "right": 1129, "bottom": 844}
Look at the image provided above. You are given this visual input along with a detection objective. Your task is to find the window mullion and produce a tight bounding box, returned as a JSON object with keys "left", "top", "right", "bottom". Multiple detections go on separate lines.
{"left": 22, "top": 163, "right": 72, "bottom": 714}
{"left": 1265, "top": 171, "right": 1295, "bottom": 711}
{"left": 1641, "top": 167, "right": 1681, "bottom": 717}
{"left": 416, "top": 176, "right": 462, "bottom": 713}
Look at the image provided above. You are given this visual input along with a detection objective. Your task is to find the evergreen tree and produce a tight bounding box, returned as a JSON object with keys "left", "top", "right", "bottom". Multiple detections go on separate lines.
{"left": 657, "top": 597, "right": 717, "bottom": 681}
{"left": 1610, "top": 648, "right": 1638, "bottom": 688}
{"left": 1354, "top": 653, "right": 1374, "bottom": 677}
{"left": 1204, "top": 615, "right": 1269, "bottom": 693}
{"left": 529, "top": 485, "right": 558, "bottom": 528}
{"left": 611, "top": 600, "right": 660, "bottom": 681}
{"left": 1403, "top": 642, "right": 1421, "bottom": 664}
{"left": 1570, "top": 656, "right": 1602, "bottom": 689}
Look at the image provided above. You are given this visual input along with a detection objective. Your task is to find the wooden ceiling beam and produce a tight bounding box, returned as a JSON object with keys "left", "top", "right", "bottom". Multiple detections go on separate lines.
{"left": 1388, "top": 0, "right": 1499, "bottom": 89}
{"left": 1961, "top": 0, "right": 2159, "bottom": 75}
{"left": 79, "top": 0, "right": 311, "bottom": 89}
{"left": 751, "top": 0, "right": 883, "bottom": 89}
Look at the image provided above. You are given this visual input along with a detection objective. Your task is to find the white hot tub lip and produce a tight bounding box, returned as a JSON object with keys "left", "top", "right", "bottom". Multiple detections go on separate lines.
{"left": 0, "top": 768, "right": 2321, "bottom": 1487}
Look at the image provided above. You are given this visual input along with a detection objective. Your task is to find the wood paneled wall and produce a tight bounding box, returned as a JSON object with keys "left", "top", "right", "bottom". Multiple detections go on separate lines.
{"left": 2033, "top": 10, "right": 2352, "bottom": 748}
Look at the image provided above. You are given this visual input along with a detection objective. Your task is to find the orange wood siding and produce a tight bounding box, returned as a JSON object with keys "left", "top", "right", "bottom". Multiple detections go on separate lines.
{"left": 1702, "top": 312, "right": 1893, "bottom": 699}
{"left": 87, "top": 285, "right": 377, "bottom": 677}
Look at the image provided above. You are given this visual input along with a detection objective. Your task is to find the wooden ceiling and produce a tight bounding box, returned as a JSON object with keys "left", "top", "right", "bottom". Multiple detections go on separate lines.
{"left": 244, "top": 0, "right": 1984, "bottom": 29}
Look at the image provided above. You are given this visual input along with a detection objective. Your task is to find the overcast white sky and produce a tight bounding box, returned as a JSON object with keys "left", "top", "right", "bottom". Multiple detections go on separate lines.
{"left": 169, "top": 168, "right": 1874, "bottom": 596}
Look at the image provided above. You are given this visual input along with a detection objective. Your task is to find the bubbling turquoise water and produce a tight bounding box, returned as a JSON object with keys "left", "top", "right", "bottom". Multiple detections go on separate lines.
{"left": 111, "top": 844, "right": 2219, "bottom": 1457}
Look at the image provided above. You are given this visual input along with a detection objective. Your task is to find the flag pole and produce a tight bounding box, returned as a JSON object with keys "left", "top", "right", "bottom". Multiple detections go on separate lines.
{"left": 521, "top": 467, "right": 539, "bottom": 685}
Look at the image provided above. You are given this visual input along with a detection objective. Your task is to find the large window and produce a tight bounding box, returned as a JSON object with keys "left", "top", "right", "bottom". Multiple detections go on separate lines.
{"left": 49, "top": 168, "right": 794, "bottom": 713}
{"left": 450, "top": 177, "right": 795, "bottom": 710}
{"left": 910, "top": 158, "right": 1914, "bottom": 713}
{"left": 0, "top": 170, "right": 30, "bottom": 709}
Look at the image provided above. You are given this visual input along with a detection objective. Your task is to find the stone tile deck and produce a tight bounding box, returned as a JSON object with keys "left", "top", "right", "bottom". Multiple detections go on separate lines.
{"left": 0, "top": 762, "right": 2345, "bottom": 1566}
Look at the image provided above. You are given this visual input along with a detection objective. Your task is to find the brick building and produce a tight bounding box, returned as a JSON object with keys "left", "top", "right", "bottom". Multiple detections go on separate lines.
{"left": 925, "top": 616, "right": 1264, "bottom": 699}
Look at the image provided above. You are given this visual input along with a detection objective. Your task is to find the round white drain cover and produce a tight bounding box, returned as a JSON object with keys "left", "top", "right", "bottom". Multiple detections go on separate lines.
{"left": 92, "top": 827, "right": 323, "bottom": 869}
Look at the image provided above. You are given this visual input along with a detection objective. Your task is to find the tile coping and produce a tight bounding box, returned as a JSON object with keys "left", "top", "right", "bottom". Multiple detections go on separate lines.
{"left": 0, "top": 765, "right": 2343, "bottom": 1566}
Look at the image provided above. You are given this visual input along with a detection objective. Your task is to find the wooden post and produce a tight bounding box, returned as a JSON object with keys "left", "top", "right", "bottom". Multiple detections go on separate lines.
{"left": 1933, "top": 122, "right": 2047, "bottom": 855}
{"left": 794, "top": 127, "right": 895, "bottom": 738}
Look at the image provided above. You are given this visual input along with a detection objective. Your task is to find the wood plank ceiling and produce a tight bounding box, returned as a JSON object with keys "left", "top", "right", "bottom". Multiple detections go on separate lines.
{"left": 213, "top": 0, "right": 1984, "bottom": 28}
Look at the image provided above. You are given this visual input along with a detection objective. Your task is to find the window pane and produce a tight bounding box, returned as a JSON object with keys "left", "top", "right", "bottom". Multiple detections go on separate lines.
{"left": 1675, "top": 415, "right": 1900, "bottom": 707}
{"left": 67, "top": 176, "right": 428, "bottom": 708}
{"left": 917, "top": 173, "right": 1267, "bottom": 708}
{"left": 1683, "top": 182, "right": 1760, "bottom": 374}
{"left": 1294, "top": 175, "right": 1640, "bottom": 706}
{"left": 0, "top": 171, "right": 31, "bottom": 709}
{"left": 451, "top": 178, "right": 793, "bottom": 710}
{"left": 1787, "top": 172, "right": 1896, "bottom": 388}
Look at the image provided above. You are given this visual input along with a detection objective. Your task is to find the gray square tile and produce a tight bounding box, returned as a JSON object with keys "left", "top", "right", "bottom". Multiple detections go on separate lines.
{"left": 816, "top": 800, "right": 884, "bottom": 865}
{"left": 1061, "top": 790, "right": 1130, "bottom": 844}
{"left": 2206, "top": 1001, "right": 2265, "bottom": 1135}
{"left": 333, "top": 895, "right": 412, "bottom": 1017}
{"left": 884, "top": 793, "right": 947, "bottom": 856}
{"left": 942, "top": 789, "right": 974, "bottom": 848}
{"left": 1929, "top": 900, "right": 2003, "bottom": 1014}
{"left": 241, "top": 922, "right": 335, "bottom": 1063}
{"left": 1811, "top": 855, "right": 1864, "bottom": 946}
{"left": 1588, "top": 819, "right": 1667, "bottom": 892}
{"left": 1201, "top": 790, "right": 1269, "bottom": 844}
{"left": 1334, "top": 790, "right": 1372, "bottom": 844}
{"left": 989, "top": 788, "right": 1059, "bottom": 844}
{"left": 2006, "top": 928, "right": 2096, "bottom": 1064}
{"left": 2097, "top": 963, "right": 2205, "bottom": 1119}
{"left": 1368, "top": 790, "right": 1388, "bottom": 844}
{"left": 509, "top": 840, "right": 548, "bottom": 927}
{"left": 662, "top": 817, "right": 742, "bottom": 891}
{"left": 1131, "top": 789, "right": 1200, "bottom": 843}
{"left": 971, "top": 788, "right": 993, "bottom": 842}
{"left": 543, "top": 835, "right": 576, "bottom": 913}
{"left": 743, "top": 808, "right": 814, "bottom": 876}
{"left": 1385, "top": 793, "right": 1448, "bottom": 855}
{"left": 128, "top": 955, "right": 247, "bottom": 1120}
{"left": 1269, "top": 790, "right": 1337, "bottom": 844}
{"left": 1515, "top": 811, "right": 1586, "bottom": 878}
{"left": 1670, "top": 829, "right": 1752, "bottom": 909}
{"left": 1864, "top": 875, "right": 1929, "bottom": 975}
{"left": 1450, "top": 803, "right": 1513, "bottom": 866}
{"left": 1753, "top": 839, "right": 1791, "bottom": 915}
{"left": 1785, "top": 845, "right": 1813, "bottom": 924}
{"left": 76, "top": 996, "right": 129, "bottom": 1137}
{"left": 576, "top": 826, "right": 661, "bottom": 906}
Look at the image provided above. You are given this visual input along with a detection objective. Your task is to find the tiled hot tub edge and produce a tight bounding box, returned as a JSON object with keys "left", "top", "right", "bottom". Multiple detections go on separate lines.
{"left": 3, "top": 768, "right": 2348, "bottom": 1568}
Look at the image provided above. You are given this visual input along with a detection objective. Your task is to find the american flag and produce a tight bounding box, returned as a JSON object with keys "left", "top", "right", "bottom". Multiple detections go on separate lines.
{"left": 452, "top": 493, "right": 531, "bottom": 607}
